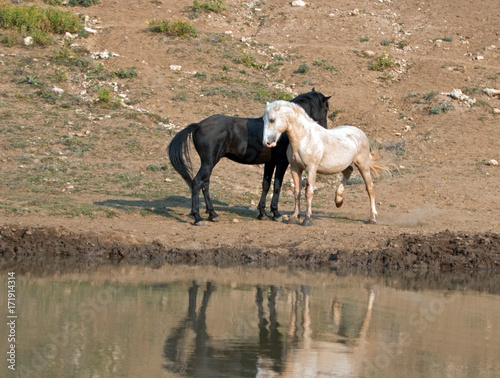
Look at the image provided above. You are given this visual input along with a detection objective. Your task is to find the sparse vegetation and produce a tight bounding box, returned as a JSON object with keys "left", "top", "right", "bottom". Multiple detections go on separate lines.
{"left": 234, "top": 53, "right": 264, "bottom": 69}
{"left": 44, "top": 0, "right": 100, "bottom": 6}
{"left": 294, "top": 63, "right": 310, "bottom": 74}
{"left": 430, "top": 102, "right": 453, "bottom": 115}
{"left": 115, "top": 67, "right": 138, "bottom": 79}
{"left": 369, "top": 53, "right": 397, "bottom": 71}
{"left": 191, "top": 0, "right": 226, "bottom": 14}
{"left": 360, "top": 36, "right": 370, "bottom": 42}
{"left": 0, "top": 4, "right": 83, "bottom": 45}
{"left": 97, "top": 88, "right": 111, "bottom": 103}
{"left": 148, "top": 20, "right": 197, "bottom": 39}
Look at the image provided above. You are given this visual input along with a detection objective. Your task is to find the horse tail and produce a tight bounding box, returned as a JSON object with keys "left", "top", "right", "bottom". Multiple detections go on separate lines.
{"left": 369, "top": 150, "right": 393, "bottom": 178}
{"left": 168, "top": 123, "right": 199, "bottom": 189}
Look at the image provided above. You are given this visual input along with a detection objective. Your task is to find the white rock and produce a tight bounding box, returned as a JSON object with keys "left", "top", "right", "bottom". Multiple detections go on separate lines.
{"left": 291, "top": 0, "right": 306, "bottom": 7}
{"left": 487, "top": 159, "right": 498, "bottom": 166}
{"left": 350, "top": 9, "right": 360, "bottom": 16}
{"left": 24, "top": 36, "right": 33, "bottom": 46}
{"left": 64, "top": 32, "right": 77, "bottom": 39}
{"left": 493, "top": 108, "right": 500, "bottom": 114}
{"left": 52, "top": 87, "right": 64, "bottom": 95}
{"left": 84, "top": 27, "right": 98, "bottom": 34}
{"left": 483, "top": 88, "right": 500, "bottom": 97}
{"left": 170, "top": 65, "right": 182, "bottom": 71}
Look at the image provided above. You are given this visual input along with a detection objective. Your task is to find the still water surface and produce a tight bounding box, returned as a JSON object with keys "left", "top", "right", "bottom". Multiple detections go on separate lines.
{"left": 1, "top": 262, "right": 499, "bottom": 377}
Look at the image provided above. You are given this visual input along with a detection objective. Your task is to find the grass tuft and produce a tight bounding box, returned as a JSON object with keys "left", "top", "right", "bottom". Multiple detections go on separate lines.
{"left": 147, "top": 20, "right": 197, "bottom": 39}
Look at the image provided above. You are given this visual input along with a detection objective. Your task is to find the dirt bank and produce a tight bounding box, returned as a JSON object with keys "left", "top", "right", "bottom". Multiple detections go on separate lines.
{"left": 1, "top": 225, "right": 498, "bottom": 271}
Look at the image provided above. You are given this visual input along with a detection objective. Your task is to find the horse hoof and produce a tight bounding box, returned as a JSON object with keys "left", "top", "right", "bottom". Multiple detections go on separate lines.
{"left": 257, "top": 214, "right": 268, "bottom": 221}
{"left": 302, "top": 218, "right": 313, "bottom": 227}
{"left": 287, "top": 217, "right": 299, "bottom": 225}
{"left": 367, "top": 218, "right": 377, "bottom": 225}
{"left": 194, "top": 220, "right": 206, "bottom": 226}
{"left": 273, "top": 215, "right": 283, "bottom": 222}
{"left": 335, "top": 199, "right": 343, "bottom": 208}
{"left": 209, "top": 216, "right": 220, "bottom": 222}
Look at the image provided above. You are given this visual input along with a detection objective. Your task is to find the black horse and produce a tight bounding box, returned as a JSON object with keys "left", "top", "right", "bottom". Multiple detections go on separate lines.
{"left": 168, "top": 89, "right": 330, "bottom": 225}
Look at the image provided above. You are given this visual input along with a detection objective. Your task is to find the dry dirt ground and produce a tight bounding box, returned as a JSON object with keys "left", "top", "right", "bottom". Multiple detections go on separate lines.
{"left": 1, "top": 0, "right": 499, "bottom": 270}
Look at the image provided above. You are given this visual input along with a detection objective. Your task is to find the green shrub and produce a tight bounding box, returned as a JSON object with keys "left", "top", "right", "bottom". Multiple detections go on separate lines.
{"left": 234, "top": 53, "right": 263, "bottom": 69}
{"left": 294, "top": 63, "right": 310, "bottom": 74}
{"left": 192, "top": 0, "right": 226, "bottom": 13}
{"left": 430, "top": 102, "right": 453, "bottom": 115}
{"left": 148, "top": 20, "right": 197, "bottom": 39}
{"left": 44, "top": 0, "right": 100, "bottom": 6}
{"left": 115, "top": 67, "right": 138, "bottom": 79}
{"left": 369, "top": 53, "right": 396, "bottom": 71}
{"left": 97, "top": 88, "right": 110, "bottom": 103}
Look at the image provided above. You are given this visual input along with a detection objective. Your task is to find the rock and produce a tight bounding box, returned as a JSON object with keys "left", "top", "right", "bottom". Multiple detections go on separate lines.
{"left": 170, "top": 65, "right": 182, "bottom": 71}
{"left": 362, "top": 50, "right": 376, "bottom": 57}
{"left": 84, "top": 27, "right": 98, "bottom": 34}
{"left": 52, "top": 87, "right": 64, "bottom": 95}
{"left": 350, "top": 9, "right": 360, "bottom": 16}
{"left": 442, "top": 89, "right": 476, "bottom": 106}
{"left": 493, "top": 108, "right": 500, "bottom": 114}
{"left": 24, "top": 36, "right": 33, "bottom": 46}
{"left": 291, "top": 0, "right": 306, "bottom": 7}
{"left": 487, "top": 160, "right": 498, "bottom": 166}
{"left": 483, "top": 88, "right": 500, "bottom": 97}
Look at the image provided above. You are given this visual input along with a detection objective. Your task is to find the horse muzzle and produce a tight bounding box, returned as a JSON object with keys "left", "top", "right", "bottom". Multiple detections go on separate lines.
{"left": 265, "top": 140, "right": 277, "bottom": 148}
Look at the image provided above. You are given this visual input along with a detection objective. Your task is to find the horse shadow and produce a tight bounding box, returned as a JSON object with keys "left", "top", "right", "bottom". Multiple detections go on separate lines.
{"left": 95, "top": 196, "right": 266, "bottom": 222}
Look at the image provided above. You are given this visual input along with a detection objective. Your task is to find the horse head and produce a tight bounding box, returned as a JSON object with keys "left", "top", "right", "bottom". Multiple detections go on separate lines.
{"left": 263, "top": 101, "right": 290, "bottom": 148}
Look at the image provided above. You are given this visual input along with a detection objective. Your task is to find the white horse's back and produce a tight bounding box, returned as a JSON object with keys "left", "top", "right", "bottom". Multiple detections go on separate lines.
{"left": 313, "top": 126, "right": 370, "bottom": 175}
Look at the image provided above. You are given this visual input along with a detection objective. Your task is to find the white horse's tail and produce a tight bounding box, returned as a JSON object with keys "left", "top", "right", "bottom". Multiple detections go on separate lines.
{"left": 369, "top": 150, "right": 394, "bottom": 178}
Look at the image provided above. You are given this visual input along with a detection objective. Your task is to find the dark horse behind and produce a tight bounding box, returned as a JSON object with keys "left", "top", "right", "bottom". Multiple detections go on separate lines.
{"left": 168, "top": 89, "right": 330, "bottom": 225}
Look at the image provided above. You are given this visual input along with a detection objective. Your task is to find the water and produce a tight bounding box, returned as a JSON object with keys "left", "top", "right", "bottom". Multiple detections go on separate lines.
{"left": 1, "top": 262, "right": 499, "bottom": 377}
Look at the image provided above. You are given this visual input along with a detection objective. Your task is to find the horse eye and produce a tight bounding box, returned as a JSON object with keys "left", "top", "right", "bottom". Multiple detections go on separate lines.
{"left": 269, "top": 118, "right": 275, "bottom": 123}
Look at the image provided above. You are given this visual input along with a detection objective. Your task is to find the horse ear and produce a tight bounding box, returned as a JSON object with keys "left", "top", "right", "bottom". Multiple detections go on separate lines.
{"left": 325, "top": 96, "right": 332, "bottom": 101}
{"left": 312, "top": 87, "right": 316, "bottom": 92}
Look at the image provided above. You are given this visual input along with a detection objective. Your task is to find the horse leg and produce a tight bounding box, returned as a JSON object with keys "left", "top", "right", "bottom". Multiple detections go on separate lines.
{"left": 302, "top": 169, "right": 317, "bottom": 226}
{"left": 269, "top": 160, "right": 289, "bottom": 222}
{"left": 191, "top": 163, "right": 215, "bottom": 226}
{"left": 201, "top": 182, "right": 219, "bottom": 222}
{"left": 355, "top": 160, "right": 378, "bottom": 224}
{"left": 288, "top": 165, "right": 302, "bottom": 225}
{"left": 335, "top": 165, "right": 354, "bottom": 208}
{"left": 257, "top": 162, "right": 275, "bottom": 220}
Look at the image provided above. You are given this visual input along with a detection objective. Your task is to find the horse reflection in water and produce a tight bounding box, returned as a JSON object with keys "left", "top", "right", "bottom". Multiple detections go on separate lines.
{"left": 163, "top": 282, "right": 374, "bottom": 377}
{"left": 281, "top": 286, "right": 375, "bottom": 377}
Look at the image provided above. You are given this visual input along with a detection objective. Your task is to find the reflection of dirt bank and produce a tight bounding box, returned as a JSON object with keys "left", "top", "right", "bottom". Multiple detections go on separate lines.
{"left": 1, "top": 225, "right": 499, "bottom": 271}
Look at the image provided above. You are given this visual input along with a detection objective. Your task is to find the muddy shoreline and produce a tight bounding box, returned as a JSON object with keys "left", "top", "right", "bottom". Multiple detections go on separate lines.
{"left": 1, "top": 225, "right": 499, "bottom": 271}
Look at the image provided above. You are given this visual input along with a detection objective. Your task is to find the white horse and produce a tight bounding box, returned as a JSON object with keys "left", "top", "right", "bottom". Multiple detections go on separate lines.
{"left": 263, "top": 100, "right": 390, "bottom": 226}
